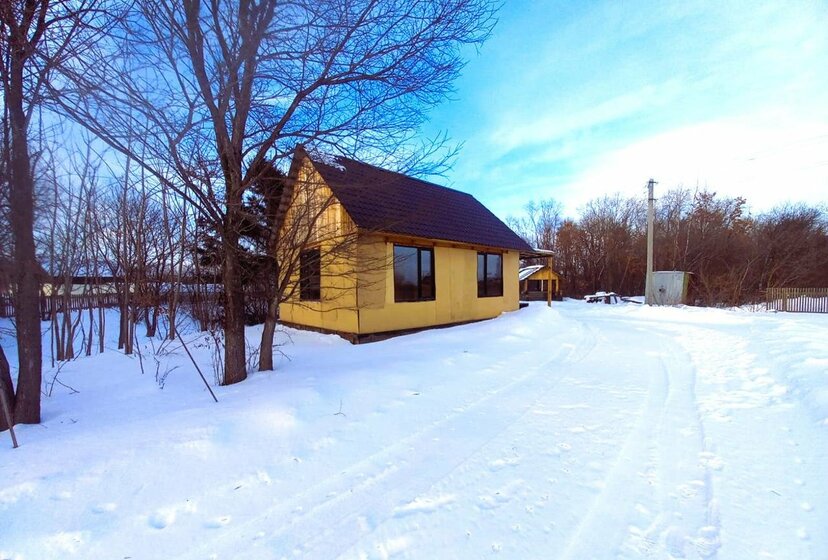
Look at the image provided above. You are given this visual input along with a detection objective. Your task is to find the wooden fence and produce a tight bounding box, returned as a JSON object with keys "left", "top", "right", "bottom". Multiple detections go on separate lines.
{"left": 766, "top": 287, "right": 828, "bottom": 313}
{"left": 0, "top": 292, "right": 223, "bottom": 319}
{"left": 0, "top": 293, "right": 121, "bottom": 319}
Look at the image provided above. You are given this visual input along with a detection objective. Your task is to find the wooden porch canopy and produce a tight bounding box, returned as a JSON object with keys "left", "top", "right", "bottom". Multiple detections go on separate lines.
{"left": 520, "top": 248, "right": 556, "bottom": 307}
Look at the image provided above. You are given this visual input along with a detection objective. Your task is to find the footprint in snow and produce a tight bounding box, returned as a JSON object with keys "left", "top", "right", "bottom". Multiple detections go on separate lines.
{"left": 50, "top": 490, "right": 73, "bottom": 501}
{"left": 148, "top": 502, "right": 196, "bottom": 529}
{"left": 698, "top": 452, "right": 725, "bottom": 471}
{"left": 694, "top": 526, "right": 721, "bottom": 558}
{"left": 488, "top": 457, "right": 520, "bottom": 471}
{"left": 91, "top": 502, "right": 117, "bottom": 514}
{"left": 372, "top": 536, "right": 409, "bottom": 558}
{"left": 204, "top": 516, "right": 232, "bottom": 529}
{"left": 149, "top": 509, "right": 177, "bottom": 529}
{"left": 394, "top": 494, "right": 455, "bottom": 517}
{"left": 477, "top": 481, "right": 524, "bottom": 510}
{"left": 663, "top": 526, "right": 689, "bottom": 558}
{"left": 676, "top": 480, "right": 705, "bottom": 499}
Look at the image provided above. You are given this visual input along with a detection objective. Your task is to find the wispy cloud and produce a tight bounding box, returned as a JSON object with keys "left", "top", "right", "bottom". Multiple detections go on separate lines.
{"left": 428, "top": 0, "right": 828, "bottom": 218}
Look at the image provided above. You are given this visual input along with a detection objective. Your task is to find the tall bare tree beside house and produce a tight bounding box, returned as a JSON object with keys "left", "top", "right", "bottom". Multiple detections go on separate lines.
{"left": 0, "top": 0, "right": 111, "bottom": 427}
{"left": 57, "top": 0, "right": 497, "bottom": 385}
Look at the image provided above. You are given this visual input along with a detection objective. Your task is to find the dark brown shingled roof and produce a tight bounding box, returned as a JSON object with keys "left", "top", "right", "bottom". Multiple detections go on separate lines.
{"left": 306, "top": 153, "right": 532, "bottom": 252}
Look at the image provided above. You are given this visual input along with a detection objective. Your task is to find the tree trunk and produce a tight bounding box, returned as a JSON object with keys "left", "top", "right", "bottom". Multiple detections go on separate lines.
{"left": 62, "top": 274, "right": 75, "bottom": 360}
{"left": 98, "top": 304, "right": 105, "bottom": 354}
{"left": 222, "top": 228, "right": 247, "bottom": 385}
{"left": 52, "top": 303, "right": 64, "bottom": 362}
{"left": 145, "top": 303, "right": 158, "bottom": 338}
{"left": 168, "top": 223, "right": 186, "bottom": 340}
{"left": 0, "top": 344, "right": 15, "bottom": 431}
{"left": 86, "top": 304, "right": 94, "bottom": 356}
{"left": 117, "top": 290, "right": 128, "bottom": 349}
{"left": 122, "top": 287, "right": 133, "bottom": 355}
{"left": 7, "top": 47, "right": 42, "bottom": 425}
{"left": 258, "top": 298, "right": 278, "bottom": 371}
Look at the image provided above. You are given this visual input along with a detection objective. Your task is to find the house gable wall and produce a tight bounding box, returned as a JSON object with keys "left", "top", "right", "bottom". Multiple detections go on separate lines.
{"left": 278, "top": 159, "right": 359, "bottom": 334}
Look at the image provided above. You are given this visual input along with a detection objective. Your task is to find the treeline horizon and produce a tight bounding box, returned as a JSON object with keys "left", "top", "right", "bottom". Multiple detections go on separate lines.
{"left": 508, "top": 189, "right": 828, "bottom": 305}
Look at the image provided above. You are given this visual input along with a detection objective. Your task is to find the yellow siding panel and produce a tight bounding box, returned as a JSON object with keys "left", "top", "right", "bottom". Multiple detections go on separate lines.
{"left": 357, "top": 244, "right": 520, "bottom": 334}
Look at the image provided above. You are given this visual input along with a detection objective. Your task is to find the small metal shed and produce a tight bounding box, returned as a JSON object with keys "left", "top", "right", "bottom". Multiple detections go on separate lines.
{"left": 651, "top": 271, "right": 691, "bottom": 305}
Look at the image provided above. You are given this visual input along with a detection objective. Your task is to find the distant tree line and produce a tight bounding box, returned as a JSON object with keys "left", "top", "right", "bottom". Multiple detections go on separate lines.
{"left": 508, "top": 190, "right": 828, "bottom": 305}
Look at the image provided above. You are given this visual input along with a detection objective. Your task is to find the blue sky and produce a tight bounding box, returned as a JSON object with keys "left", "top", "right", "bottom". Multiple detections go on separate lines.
{"left": 424, "top": 0, "right": 828, "bottom": 219}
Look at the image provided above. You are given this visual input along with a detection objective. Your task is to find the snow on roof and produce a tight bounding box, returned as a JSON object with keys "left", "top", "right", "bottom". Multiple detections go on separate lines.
{"left": 518, "top": 265, "right": 544, "bottom": 281}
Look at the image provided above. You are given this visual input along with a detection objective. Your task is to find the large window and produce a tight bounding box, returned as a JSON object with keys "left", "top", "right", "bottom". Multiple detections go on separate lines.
{"left": 299, "top": 248, "right": 321, "bottom": 301}
{"left": 394, "top": 245, "right": 435, "bottom": 302}
{"left": 477, "top": 252, "right": 503, "bottom": 297}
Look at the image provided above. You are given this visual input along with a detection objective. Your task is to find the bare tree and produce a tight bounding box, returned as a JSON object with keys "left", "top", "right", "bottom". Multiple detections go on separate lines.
{"left": 754, "top": 204, "right": 828, "bottom": 290}
{"left": 507, "top": 198, "right": 563, "bottom": 252}
{"left": 0, "top": 0, "right": 110, "bottom": 425}
{"left": 57, "top": 0, "right": 496, "bottom": 384}
{"left": 576, "top": 194, "right": 645, "bottom": 295}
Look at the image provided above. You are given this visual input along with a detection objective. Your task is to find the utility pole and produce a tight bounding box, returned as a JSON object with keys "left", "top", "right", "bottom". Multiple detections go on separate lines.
{"left": 645, "top": 179, "right": 657, "bottom": 305}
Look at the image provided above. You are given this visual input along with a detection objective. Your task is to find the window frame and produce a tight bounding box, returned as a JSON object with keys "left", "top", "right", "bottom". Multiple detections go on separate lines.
{"left": 477, "top": 251, "right": 503, "bottom": 298}
{"left": 527, "top": 279, "right": 546, "bottom": 292}
{"left": 393, "top": 244, "right": 435, "bottom": 303}
{"left": 299, "top": 247, "right": 321, "bottom": 301}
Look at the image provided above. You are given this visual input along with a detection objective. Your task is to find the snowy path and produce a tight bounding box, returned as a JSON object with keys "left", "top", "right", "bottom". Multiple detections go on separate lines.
{"left": 181, "top": 321, "right": 598, "bottom": 560}
{"left": 1, "top": 302, "right": 827, "bottom": 559}
{"left": 558, "top": 322, "right": 718, "bottom": 560}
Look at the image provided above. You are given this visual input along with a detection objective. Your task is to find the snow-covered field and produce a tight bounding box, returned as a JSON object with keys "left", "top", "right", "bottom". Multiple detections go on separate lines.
{"left": 2, "top": 301, "right": 827, "bottom": 559}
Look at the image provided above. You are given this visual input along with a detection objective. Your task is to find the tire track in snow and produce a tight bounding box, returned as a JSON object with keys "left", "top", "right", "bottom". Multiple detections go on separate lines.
{"left": 674, "top": 318, "right": 828, "bottom": 558}
{"left": 178, "top": 319, "right": 599, "bottom": 560}
{"left": 642, "top": 337, "right": 720, "bottom": 559}
{"left": 559, "top": 323, "right": 719, "bottom": 560}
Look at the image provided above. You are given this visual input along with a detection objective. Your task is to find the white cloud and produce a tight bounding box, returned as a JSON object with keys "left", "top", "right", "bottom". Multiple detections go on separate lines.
{"left": 554, "top": 114, "right": 828, "bottom": 214}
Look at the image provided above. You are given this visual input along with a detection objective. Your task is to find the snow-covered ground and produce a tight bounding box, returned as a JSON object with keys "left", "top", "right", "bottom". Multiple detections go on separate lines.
{"left": 1, "top": 301, "right": 827, "bottom": 559}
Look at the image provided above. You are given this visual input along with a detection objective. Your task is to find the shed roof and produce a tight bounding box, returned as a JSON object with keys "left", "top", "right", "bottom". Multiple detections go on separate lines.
{"left": 518, "top": 264, "right": 561, "bottom": 281}
{"left": 300, "top": 150, "right": 531, "bottom": 252}
{"left": 518, "top": 265, "right": 545, "bottom": 281}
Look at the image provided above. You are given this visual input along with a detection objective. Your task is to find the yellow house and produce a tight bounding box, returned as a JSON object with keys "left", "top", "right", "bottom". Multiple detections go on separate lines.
{"left": 519, "top": 264, "right": 562, "bottom": 301}
{"left": 277, "top": 148, "right": 532, "bottom": 342}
